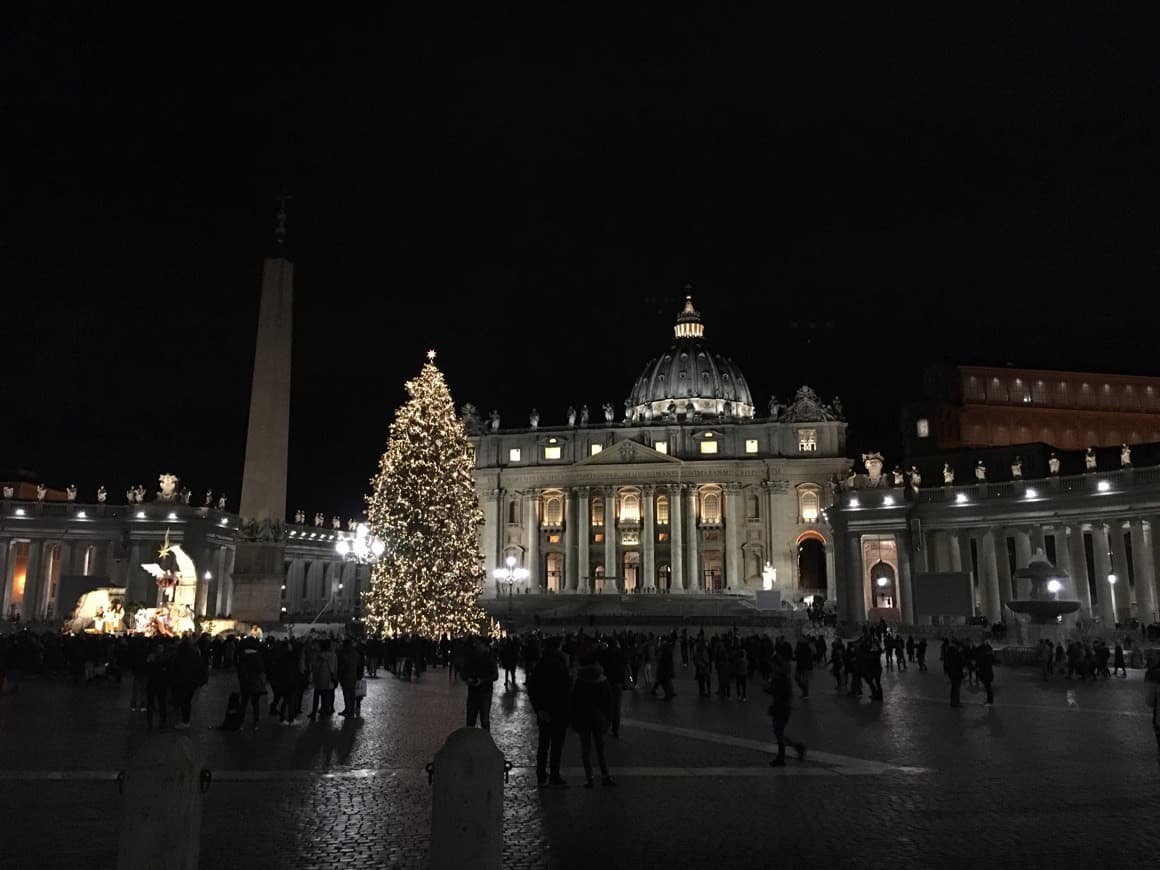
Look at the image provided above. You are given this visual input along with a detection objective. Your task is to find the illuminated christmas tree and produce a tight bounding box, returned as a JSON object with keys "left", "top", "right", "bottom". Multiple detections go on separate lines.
{"left": 361, "top": 351, "right": 488, "bottom": 638}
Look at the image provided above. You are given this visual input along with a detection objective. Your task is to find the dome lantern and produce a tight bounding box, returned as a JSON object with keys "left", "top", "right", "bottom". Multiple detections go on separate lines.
{"left": 674, "top": 287, "right": 704, "bottom": 340}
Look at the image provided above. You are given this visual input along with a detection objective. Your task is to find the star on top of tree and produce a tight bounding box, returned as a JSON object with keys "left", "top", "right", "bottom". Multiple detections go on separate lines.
{"left": 426, "top": 349, "right": 437, "bottom": 361}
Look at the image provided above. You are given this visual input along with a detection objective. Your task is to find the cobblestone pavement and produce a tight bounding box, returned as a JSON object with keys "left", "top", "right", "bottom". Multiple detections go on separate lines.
{"left": 1, "top": 661, "right": 1158, "bottom": 869}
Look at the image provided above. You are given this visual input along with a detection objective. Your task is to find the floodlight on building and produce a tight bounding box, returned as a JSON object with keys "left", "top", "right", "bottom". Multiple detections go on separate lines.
{"left": 1047, "top": 579, "right": 1062, "bottom": 595}
{"left": 1025, "top": 488, "right": 1037, "bottom": 499}
{"left": 848, "top": 497, "right": 860, "bottom": 508}
{"left": 955, "top": 493, "right": 968, "bottom": 504}
{"left": 883, "top": 496, "right": 894, "bottom": 506}
{"left": 14, "top": 508, "right": 25, "bottom": 516}
{"left": 136, "top": 511, "right": 146, "bottom": 519}
{"left": 1097, "top": 480, "right": 1111, "bottom": 492}
{"left": 167, "top": 512, "right": 177, "bottom": 520}
{"left": 76, "top": 511, "right": 87, "bottom": 518}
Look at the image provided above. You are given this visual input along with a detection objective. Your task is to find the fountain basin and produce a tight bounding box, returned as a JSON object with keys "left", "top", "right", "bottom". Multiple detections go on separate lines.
{"left": 1006, "top": 600, "right": 1080, "bottom": 624}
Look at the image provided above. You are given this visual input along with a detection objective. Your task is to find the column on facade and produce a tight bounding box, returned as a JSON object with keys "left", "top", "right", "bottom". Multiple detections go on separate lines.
{"left": 603, "top": 486, "right": 617, "bottom": 593}
{"left": 523, "top": 490, "right": 541, "bottom": 591}
{"left": 896, "top": 532, "right": 915, "bottom": 625}
{"left": 978, "top": 528, "right": 1002, "bottom": 624}
{"left": 669, "top": 484, "right": 684, "bottom": 593}
{"left": 1012, "top": 530, "right": 1033, "bottom": 599}
{"left": 1030, "top": 525, "right": 1046, "bottom": 557}
{"left": 577, "top": 488, "right": 590, "bottom": 593}
{"left": 993, "top": 529, "right": 1013, "bottom": 610}
{"left": 214, "top": 548, "right": 230, "bottom": 616}
{"left": 723, "top": 484, "right": 743, "bottom": 590}
{"left": 1066, "top": 525, "right": 1093, "bottom": 618}
{"left": 1108, "top": 520, "right": 1133, "bottom": 617}
{"left": 641, "top": 485, "right": 655, "bottom": 592}
{"left": 844, "top": 533, "right": 865, "bottom": 624}
{"left": 1090, "top": 523, "right": 1116, "bottom": 625}
{"left": 685, "top": 486, "right": 700, "bottom": 591}
{"left": 24, "top": 540, "right": 44, "bottom": 620}
{"left": 481, "top": 489, "right": 501, "bottom": 593}
{"left": 564, "top": 488, "right": 579, "bottom": 592}
{"left": 947, "top": 531, "right": 963, "bottom": 572}
{"left": 0, "top": 539, "right": 10, "bottom": 616}
{"left": 1130, "top": 519, "right": 1158, "bottom": 625}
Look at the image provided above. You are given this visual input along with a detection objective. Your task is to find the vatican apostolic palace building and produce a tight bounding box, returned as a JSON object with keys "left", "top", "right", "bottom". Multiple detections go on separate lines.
{"left": 467, "top": 297, "right": 849, "bottom": 605}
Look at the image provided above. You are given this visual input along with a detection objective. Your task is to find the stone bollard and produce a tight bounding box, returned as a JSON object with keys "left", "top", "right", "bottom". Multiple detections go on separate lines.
{"left": 430, "top": 727, "right": 504, "bottom": 870}
{"left": 116, "top": 735, "right": 207, "bottom": 870}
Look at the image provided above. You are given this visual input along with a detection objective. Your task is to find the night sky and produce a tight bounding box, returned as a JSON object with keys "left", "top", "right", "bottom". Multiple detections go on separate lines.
{"left": 4, "top": 9, "right": 1159, "bottom": 518}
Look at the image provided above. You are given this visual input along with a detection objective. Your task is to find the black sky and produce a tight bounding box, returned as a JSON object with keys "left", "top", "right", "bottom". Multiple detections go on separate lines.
{"left": 3, "top": 8, "right": 1159, "bottom": 518}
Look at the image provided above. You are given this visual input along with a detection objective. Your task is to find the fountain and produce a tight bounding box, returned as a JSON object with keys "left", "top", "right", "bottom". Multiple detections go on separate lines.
{"left": 1005, "top": 549, "right": 1080, "bottom": 645}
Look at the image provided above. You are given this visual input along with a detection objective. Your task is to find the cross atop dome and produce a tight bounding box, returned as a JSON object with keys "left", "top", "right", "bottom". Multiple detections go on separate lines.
{"left": 674, "top": 284, "right": 704, "bottom": 340}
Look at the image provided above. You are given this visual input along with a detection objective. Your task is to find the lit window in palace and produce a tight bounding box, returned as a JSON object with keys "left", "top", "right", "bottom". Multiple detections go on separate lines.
{"left": 699, "top": 440, "right": 718, "bottom": 455}
{"left": 701, "top": 492, "right": 721, "bottom": 523}
{"left": 548, "top": 533, "right": 560, "bottom": 544}
{"left": 621, "top": 494, "right": 640, "bottom": 523}
{"left": 590, "top": 443, "right": 603, "bottom": 456}
{"left": 916, "top": 418, "right": 930, "bottom": 438}
{"left": 591, "top": 497, "right": 604, "bottom": 526}
{"left": 656, "top": 495, "right": 670, "bottom": 524}
{"left": 509, "top": 448, "right": 522, "bottom": 462}
{"left": 797, "top": 429, "right": 817, "bottom": 452}
{"left": 744, "top": 439, "right": 758, "bottom": 454}
{"left": 658, "top": 532, "right": 669, "bottom": 542}
{"left": 544, "top": 496, "right": 563, "bottom": 525}
{"left": 594, "top": 533, "right": 603, "bottom": 543}
{"left": 544, "top": 445, "right": 561, "bottom": 460}
{"left": 800, "top": 490, "right": 819, "bottom": 522}
{"left": 655, "top": 440, "right": 668, "bottom": 454}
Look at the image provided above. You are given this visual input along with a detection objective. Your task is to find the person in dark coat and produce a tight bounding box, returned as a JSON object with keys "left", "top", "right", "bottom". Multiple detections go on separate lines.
{"left": 528, "top": 637, "right": 571, "bottom": 786}
{"left": 462, "top": 636, "right": 499, "bottom": 731}
{"left": 976, "top": 641, "right": 996, "bottom": 705}
{"left": 571, "top": 656, "right": 616, "bottom": 788}
{"left": 236, "top": 638, "right": 267, "bottom": 729}
{"left": 766, "top": 646, "right": 806, "bottom": 766}
{"left": 650, "top": 639, "right": 676, "bottom": 700}
{"left": 944, "top": 641, "right": 965, "bottom": 708}
{"left": 145, "top": 640, "right": 171, "bottom": 729}
{"left": 171, "top": 637, "right": 206, "bottom": 729}
{"left": 337, "top": 639, "right": 364, "bottom": 717}
{"left": 596, "top": 638, "right": 626, "bottom": 737}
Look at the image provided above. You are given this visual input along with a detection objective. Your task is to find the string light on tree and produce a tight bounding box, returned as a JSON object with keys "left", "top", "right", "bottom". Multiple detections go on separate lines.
{"left": 360, "top": 351, "right": 487, "bottom": 638}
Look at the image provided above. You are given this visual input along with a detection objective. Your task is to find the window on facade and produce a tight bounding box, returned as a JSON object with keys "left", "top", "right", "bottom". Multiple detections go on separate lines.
{"left": 548, "top": 533, "right": 560, "bottom": 544}
{"left": 591, "top": 497, "right": 604, "bottom": 526}
{"left": 621, "top": 494, "right": 640, "bottom": 523}
{"left": 797, "top": 429, "right": 817, "bottom": 452}
{"left": 800, "top": 489, "right": 819, "bottom": 522}
{"left": 467, "top": 445, "right": 477, "bottom": 465}
{"left": 508, "top": 499, "right": 519, "bottom": 525}
{"left": 745, "top": 439, "right": 758, "bottom": 453}
{"left": 655, "top": 440, "right": 668, "bottom": 454}
{"left": 699, "top": 440, "right": 718, "bottom": 455}
{"left": 656, "top": 495, "right": 670, "bottom": 524}
{"left": 702, "top": 492, "right": 721, "bottom": 524}
{"left": 916, "top": 418, "right": 930, "bottom": 438}
{"left": 543, "top": 445, "right": 561, "bottom": 460}
{"left": 747, "top": 493, "right": 759, "bottom": 519}
{"left": 509, "top": 447, "right": 521, "bottom": 462}
{"left": 590, "top": 443, "right": 603, "bottom": 456}
{"left": 594, "top": 532, "right": 603, "bottom": 543}
{"left": 544, "top": 496, "right": 562, "bottom": 526}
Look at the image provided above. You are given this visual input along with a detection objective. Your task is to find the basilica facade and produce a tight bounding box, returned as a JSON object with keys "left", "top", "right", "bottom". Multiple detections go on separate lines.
{"left": 468, "top": 296, "right": 850, "bottom": 603}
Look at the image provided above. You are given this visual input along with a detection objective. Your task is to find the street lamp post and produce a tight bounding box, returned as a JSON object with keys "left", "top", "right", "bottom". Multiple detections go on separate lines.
{"left": 1107, "top": 573, "right": 1118, "bottom": 625}
{"left": 336, "top": 522, "right": 385, "bottom": 563}
{"left": 493, "top": 556, "right": 529, "bottom": 600}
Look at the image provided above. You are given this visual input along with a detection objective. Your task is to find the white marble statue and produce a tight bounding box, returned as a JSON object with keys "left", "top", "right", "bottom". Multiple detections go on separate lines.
{"left": 603, "top": 403, "right": 615, "bottom": 423}
{"left": 488, "top": 410, "right": 500, "bottom": 432}
{"left": 314, "top": 512, "right": 324, "bottom": 527}
{"left": 294, "top": 509, "right": 306, "bottom": 524}
{"left": 1011, "top": 457, "right": 1023, "bottom": 479}
{"left": 1085, "top": 447, "right": 1097, "bottom": 471}
{"left": 768, "top": 395, "right": 781, "bottom": 419}
{"left": 217, "top": 495, "right": 227, "bottom": 510}
{"left": 685, "top": 401, "right": 695, "bottom": 418}
{"left": 667, "top": 401, "right": 677, "bottom": 419}
{"left": 723, "top": 401, "right": 733, "bottom": 418}
{"left": 126, "top": 488, "right": 136, "bottom": 504}
{"left": 66, "top": 485, "right": 77, "bottom": 501}
{"left": 580, "top": 405, "right": 589, "bottom": 425}
{"left": 567, "top": 405, "right": 577, "bottom": 426}
{"left": 846, "top": 467, "right": 857, "bottom": 489}
{"left": 975, "top": 461, "right": 986, "bottom": 482}
{"left": 36, "top": 483, "right": 47, "bottom": 501}
{"left": 909, "top": 466, "right": 922, "bottom": 489}
{"left": 862, "top": 452, "right": 885, "bottom": 486}
{"left": 892, "top": 467, "right": 905, "bottom": 487}
{"left": 204, "top": 489, "right": 214, "bottom": 506}
{"left": 1048, "top": 453, "right": 1060, "bottom": 474}
{"left": 529, "top": 409, "right": 539, "bottom": 429}
{"left": 135, "top": 485, "right": 146, "bottom": 503}
{"left": 943, "top": 464, "right": 955, "bottom": 485}
{"left": 97, "top": 486, "right": 107, "bottom": 503}
{"left": 1121, "top": 443, "right": 1131, "bottom": 467}
{"left": 180, "top": 488, "right": 192, "bottom": 505}
{"left": 643, "top": 407, "right": 653, "bottom": 422}
{"left": 158, "top": 473, "right": 178, "bottom": 501}
{"left": 2, "top": 485, "right": 13, "bottom": 499}
{"left": 332, "top": 516, "right": 341, "bottom": 530}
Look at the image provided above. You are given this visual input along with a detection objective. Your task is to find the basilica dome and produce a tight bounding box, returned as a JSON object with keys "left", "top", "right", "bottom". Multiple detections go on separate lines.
{"left": 627, "top": 293, "right": 755, "bottom": 423}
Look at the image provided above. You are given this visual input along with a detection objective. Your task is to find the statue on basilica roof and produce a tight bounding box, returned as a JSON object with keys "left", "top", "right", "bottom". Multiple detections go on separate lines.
{"left": 529, "top": 408, "right": 540, "bottom": 429}
{"left": 603, "top": 403, "right": 615, "bottom": 423}
{"left": 459, "top": 403, "right": 484, "bottom": 434}
{"left": 567, "top": 405, "right": 577, "bottom": 427}
{"left": 778, "top": 386, "right": 840, "bottom": 423}
{"left": 97, "top": 485, "right": 107, "bottom": 503}
{"left": 1085, "top": 447, "right": 1097, "bottom": 471}
{"left": 1121, "top": 443, "right": 1132, "bottom": 467}
{"left": 580, "top": 405, "right": 589, "bottom": 426}
{"left": 488, "top": 410, "right": 501, "bottom": 432}
{"left": 943, "top": 464, "right": 955, "bottom": 485}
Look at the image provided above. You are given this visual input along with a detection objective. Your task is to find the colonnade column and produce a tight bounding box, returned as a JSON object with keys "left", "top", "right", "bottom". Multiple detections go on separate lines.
{"left": 723, "top": 484, "right": 743, "bottom": 590}
{"left": 641, "top": 486, "right": 655, "bottom": 592}
{"left": 564, "top": 488, "right": 578, "bottom": 592}
{"left": 844, "top": 533, "right": 865, "bottom": 625}
{"left": 1090, "top": 523, "right": 1116, "bottom": 626}
{"left": 481, "top": 489, "right": 501, "bottom": 593}
{"left": 1108, "top": 521, "right": 1132, "bottom": 617}
{"left": 978, "top": 529, "right": 1002, "bottom": 624}
{"left": 603, "top": 487, "right": 617, "bottom": 593}
{"left": 1130, "top": 519, "right": 1158, "bottom": 625}
{"left": 524, "top": 490, "right": 540, "bottom": 592}
{"left": 24, "top": 541, "right": 44, "bottom": 621}
{"left": 0, "top": 539, "right": 10, "bottom": 617}
{"left": 214, "top": 548, "right": 230, "bottom": 616}
{"left": 1030, "top": 525, "right": 1046, "bottom": 556}
{"left": 685, "top": 487, "right": 700, "bottom": 591}
{"left": 1066, "top": 525, "right": 1093, "bottom": 618}
{"left": 896, "top": 532, "right": 915, "bottom": 625}
{"left": 669, "top": 484, "right": 684, "bottom": 593}
{"left": 1013, "top": 530, "right": 1033, "bottom": 599}
{"left": 577, "top": 487, "right": 590, "bottom": 593}
{"left": 947, "top": 531, "right": 963, "bottom": 572}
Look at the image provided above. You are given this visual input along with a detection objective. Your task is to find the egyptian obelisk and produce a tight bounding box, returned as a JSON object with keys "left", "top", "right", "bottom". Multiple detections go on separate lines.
{"left": 231, "top": 199, "right": 293, "bottom": 622}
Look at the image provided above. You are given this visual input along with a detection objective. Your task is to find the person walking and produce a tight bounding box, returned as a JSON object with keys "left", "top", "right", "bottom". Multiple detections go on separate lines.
{"left": 1113, "top": 642, "right": 1127, "bottom": 678}
{"left": 794, "top": 637, "right": 813, "bottom": 699}
{"left": 944, "top": 640, "right": 965, "bottom": 708}
{"left": 171, "top": 636, "right": 207, "bottom": 730}
{"left": 976, "top": 641, "right": 996, "bottom": 706}
{"left": 596, "top": 638, "right": 626, "bottom": 737}
{"left": 529, "top": 637, "right": 571, "bottom": 787}
{"left": 765, "top": 646, "right": 806, "bottom": 767}
{"left": 650, "top": 638, "right": 676, "bottom": 700}
{"left": 337, "top": 638, "right": 364, "bottom": 717}
{"left": 236, "top": 638, "right": 267, "bottom": 729}
{"left": 463, "top": 636, "right": 499, "bottom": 731}
{"left": 571, "top": 655, "right": 616, "bottom": 788}
{"left": 309, "top": 639, "right": 338, "bottom": 719}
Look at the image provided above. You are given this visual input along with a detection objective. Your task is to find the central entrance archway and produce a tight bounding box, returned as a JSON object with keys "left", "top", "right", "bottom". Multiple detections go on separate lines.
{"left": 622, "top": 551, "right": 640, "bottom": 593}
{"left": 796, "top": 531, "right": 827, "bottom": 590}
